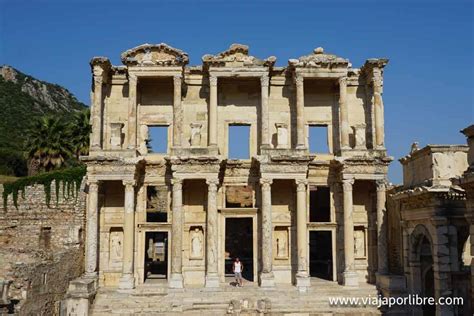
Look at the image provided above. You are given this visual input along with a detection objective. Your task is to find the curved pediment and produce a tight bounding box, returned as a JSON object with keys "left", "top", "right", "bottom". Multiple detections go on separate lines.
{"left": 202, "top": 43, "right": 276, "bottom": 68}
{"left": 121, "top": 43, "right": 189, "bottom": 67}
{"left": 289, "top": 47, "right": 349, "bottom": 69}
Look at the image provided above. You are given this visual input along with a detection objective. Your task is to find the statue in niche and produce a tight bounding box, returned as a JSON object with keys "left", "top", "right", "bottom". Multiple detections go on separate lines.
{"left": 109, "top": 231, "right": 123, "bottom": 262}
{"left": 141, "top": 48, "right": 154, "bottom": 65}
{"left": 352, "top": 124, "right": 366, "bottom": 150}
{"left": 275, "top": 123, "right": 288, "bottom": 149}
{"left": 190, "top": 123, "right": 202, "bottom": 147}
{"left": 147, "top": 237, "right": 154, "bottom": 260}
{"left": 190, "top": 228, "right": 203, "bottom": 259}
{"left": 139, "top": 125, "right": 149, "bottom": 155}
{"left": 354, "top": 230, "right": 365, "bottom": 258}
{"left": 110, "top": 123, "right": 124, "bottom": 150}
{"left": 276, "top": 236, "right": 287, "bottom": 258}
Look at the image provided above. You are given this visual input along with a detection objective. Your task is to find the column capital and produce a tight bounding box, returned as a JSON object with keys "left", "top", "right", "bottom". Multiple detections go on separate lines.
{"left": 173, "top": 74, "right": 182, "bottom": 86}
{"left": 206, "top": 178, "right": 219, "bottom": 187}
{"left": 338, "top": 76, "right": 347, "bottom": 86}
{"left": 295, "top": 179, "right": 308, "bottom": 191}
{"left": 93, "top": 75, "right": 103, "bottom": 86}
{"left": 260, "top": 75, "right": 269, "bottom": 87}
{"left": 171, "top": 178, "right": 183, "bottom": 188}
{"left": 260, "top": 177, "right": 273, "bottom": 187}
{"left": 376, "top": 179, "right": 387, "bottom": 191}
{"left": 128, "top": 74, "right": 137, "bottom": 84}
{"left": 209, "top": 75, "right": 217, "bottom": 87}
{"left": 295, "top": 75, "right": 304, "bottom": 87}
{"left": 122, "top": 179, "right": 136, "bottom": 187}
{"left": 88, "top": 180, "right": 99, "bottom": 192}
{"left": 342, "top": 178, "right": 354, "bottom": 191}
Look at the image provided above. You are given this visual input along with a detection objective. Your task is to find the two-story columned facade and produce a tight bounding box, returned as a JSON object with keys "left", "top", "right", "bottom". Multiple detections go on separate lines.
{"left": 81, "top": 43, "right": 392, "bottom": 292}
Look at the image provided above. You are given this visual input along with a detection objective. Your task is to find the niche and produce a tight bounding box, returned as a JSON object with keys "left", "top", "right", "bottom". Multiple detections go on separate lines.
{"left": 109, "top": 228, "right": 123, "bottom": 266}
{"left": 189, "top": 226, "right": 204, "bottom": 260}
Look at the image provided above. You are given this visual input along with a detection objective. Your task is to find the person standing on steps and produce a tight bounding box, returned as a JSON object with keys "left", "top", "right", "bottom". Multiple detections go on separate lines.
{"left": 232, "top": 257, "right": 243, "bottom": 287}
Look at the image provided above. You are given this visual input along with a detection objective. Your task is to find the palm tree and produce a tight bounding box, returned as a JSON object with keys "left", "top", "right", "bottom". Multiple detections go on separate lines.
{"left": 68, "top": 109, "right": 91, "bottom": 159}
{"left": 25, "top": 116, "right": 73, "bottom": 173}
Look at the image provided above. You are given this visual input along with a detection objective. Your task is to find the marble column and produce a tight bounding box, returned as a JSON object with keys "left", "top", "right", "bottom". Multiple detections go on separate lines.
{"left": 90, "top": 75, "right": 103, "bottom": 151}
{"left": 209, "top": 75, "right": 218, "bottom": 147}
{"left": 296, "top": 179, "right": 310, "bottom": 290}
{"left": 127, "top": 74, "right": 138, "bottom": 150}
{"left": 261, "top": 75, "right": 270, "bottom": 147}
{"left": 170, "top": 178, "right": 184, "bottom": 288}
{"left": 376, "top": 180, "right": 388, "bottom": 275}
{"left": 205, "top": 178, "right": 219, "bottom": 288}
{"left": 342, "top": 178, "right": 358, "bottom": 286}
{"left": 339, "top": 76, "right": 350, "bottom": 150}
{"left": 119, "top": 180, "right": 136, "bottom": 289}
{"left": 295, "top": 75, "right": 305, "bottom": 149}
{"left": 173, "top": 75, "right": 183, "bottom": 147}
{"left": 85, "top": 180, "right": 99, "bottom": 276}
{"left": 260, "top": 178, "right": 275, "bottom": 287}
{"left": 372, "top": 70, "right": 385, "bottom": 149}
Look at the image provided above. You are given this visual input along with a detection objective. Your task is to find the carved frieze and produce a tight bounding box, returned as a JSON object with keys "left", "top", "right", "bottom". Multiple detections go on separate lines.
{"left": 288, "top": 47, "right": 349, "bottom": 69}
{"left": 121, "top": 43, "right": 189, "bottom": 67}
{"left": 202, "top": 43, "right": 276, "bottom": 68}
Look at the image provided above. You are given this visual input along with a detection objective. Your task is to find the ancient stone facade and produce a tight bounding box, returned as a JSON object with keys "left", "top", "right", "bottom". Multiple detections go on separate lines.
{"left": 67, "top": 43, "right": 392, "bottom": 314}
{"left": 386, "top": 145, "right": 471, "bottom": 315}
{"left": 0, "top": 181, "right": 86, "bottom": 315}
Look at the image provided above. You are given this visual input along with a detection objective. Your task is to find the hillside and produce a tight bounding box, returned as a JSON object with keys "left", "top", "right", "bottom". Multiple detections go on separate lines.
{"left": 0, "top": 65, "right": 87, "bottom": 176}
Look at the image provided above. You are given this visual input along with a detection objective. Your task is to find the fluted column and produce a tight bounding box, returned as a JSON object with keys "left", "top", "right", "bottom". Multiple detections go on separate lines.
{"left": 85, "top": 180, "right": 99, "bottom": 276}
{"left": 119, "top": 180, "right": 136, "bottom": 289}
{"left": 339, "top": 76, "right": 350, "bottom": 150}
{"left": 127, "top": 74, "right": 138, "bottom": 150}
{"left": 205, "top": 178, "right": 219, "bottom": 288}
{"left": 209, "top": 75, "right": 218, "bottom": 147}
{"left": 372, "top": 70, "right": 385, "bottom": 149}
{"left": 376, "top": 180, "right": 388, "bottom": 274}
{"left": 260, "top": 178, "right": 275, "bottom": 287}
{"left": 170, "top": 178, "right": 184, "bottom": 288}
{"left": 173, "top": 75, "right": 183, "bottom": 147}
{"left": 295, "top": 75, "right": 305, "bottom": 149}
{"left": 90, "top": 75, "right": 103, "bottom": 150}
{"left": 296, "top": 179, "right": 310, "bottom": 290}
{"left": 342, "top": 178, "right": 358, "bottom": 286}
{"left": 261, "top": 75, "right": 270, "bottom": 147}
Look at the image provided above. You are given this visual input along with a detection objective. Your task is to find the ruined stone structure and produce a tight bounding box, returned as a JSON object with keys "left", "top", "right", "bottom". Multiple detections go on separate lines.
{"left": 0, "top": 181, "right": 86, "bottom": 315}
{"left": 386, "top": 145, "right": 472, "bottom": 315}
{"left": 64, "top": 43, "right": 392, "bottom": 314}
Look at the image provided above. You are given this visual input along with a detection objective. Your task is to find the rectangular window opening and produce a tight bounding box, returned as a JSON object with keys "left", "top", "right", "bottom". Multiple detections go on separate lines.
{"left": 309, "top": 187, "right": 330, "bottom": 222}
{"left": 309, "top": 125, "right": 329, "bottom": 153}
{"left": 146, "top": 185, "right": 168, "bottom": 222}
{"left": 228, "top": 124, "right": 250, "bottom": 159}
{"left": 148, "top": 126, "right": 168, "bottom": 154}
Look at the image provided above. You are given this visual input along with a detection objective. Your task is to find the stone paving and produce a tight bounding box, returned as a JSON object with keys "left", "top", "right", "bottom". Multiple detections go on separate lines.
{"left": 91, "top": 279, "right": 381, "bottom": 315}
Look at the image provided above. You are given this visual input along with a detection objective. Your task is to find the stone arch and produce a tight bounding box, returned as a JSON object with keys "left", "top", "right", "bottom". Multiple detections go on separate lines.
{"left": 408, "top": 224, "right": 435, "bottom": 315}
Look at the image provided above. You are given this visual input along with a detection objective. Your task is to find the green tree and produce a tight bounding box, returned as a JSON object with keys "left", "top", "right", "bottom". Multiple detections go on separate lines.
{"left": 25, "top": 116, "right": 73, "bottom": 173}
{"left": 68, "top": 109, "right": 91, "bottom": 159}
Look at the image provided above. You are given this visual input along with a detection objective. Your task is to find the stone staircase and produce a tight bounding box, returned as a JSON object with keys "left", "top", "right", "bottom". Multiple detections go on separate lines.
{"left": 91, "top": 279, "right": 382, "bottom": 315}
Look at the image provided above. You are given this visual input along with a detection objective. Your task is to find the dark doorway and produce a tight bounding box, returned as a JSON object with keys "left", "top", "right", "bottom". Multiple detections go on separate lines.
{"left": 420, "top": 236, "right": 435, "bottom": 316}
{"left": 225, "top": 218, "right": 254, "bottom": 281}
{"left": 144, "top": 232, "right": 168, "bottom": 282}
{"left": 309, "top": 231, "right": 333, "bottom": 280}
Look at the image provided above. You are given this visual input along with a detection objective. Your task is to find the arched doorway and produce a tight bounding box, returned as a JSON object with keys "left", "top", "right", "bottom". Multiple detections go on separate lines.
{"left": 410, "top": 225, "right": 435, "bottom": 316}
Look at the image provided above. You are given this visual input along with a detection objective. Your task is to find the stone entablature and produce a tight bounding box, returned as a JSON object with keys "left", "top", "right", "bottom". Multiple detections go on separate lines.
{"left": 399, "top": 145, "right": 468, "bottom": 188}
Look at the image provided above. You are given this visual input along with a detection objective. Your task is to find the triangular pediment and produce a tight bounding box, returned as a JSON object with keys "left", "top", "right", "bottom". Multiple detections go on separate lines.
{"left": 121, "top": 43, "right": 189, "bottom": 67}
{"left": 202, "top": 43, "right": 276, "bottom": 68}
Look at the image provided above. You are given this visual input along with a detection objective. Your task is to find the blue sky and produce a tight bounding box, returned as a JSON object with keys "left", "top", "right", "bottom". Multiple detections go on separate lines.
{"left": 1, "top": 0, "right": 472, "bottom": 183}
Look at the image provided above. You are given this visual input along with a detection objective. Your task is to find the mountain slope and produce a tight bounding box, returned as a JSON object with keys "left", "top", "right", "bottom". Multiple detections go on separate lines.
{"left": 0, "top": 65, "right": 87, "bottom": 175}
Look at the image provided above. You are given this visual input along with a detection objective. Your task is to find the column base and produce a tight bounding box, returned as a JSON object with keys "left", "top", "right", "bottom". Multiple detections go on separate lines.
{"left": 64, "top": 276, "right": 98, "bottom": 316}
{"left": 259, "top": 272, "right": 275, "bottom": 288}
{"left": 118, "top": 274, "right": 135, "bottom": 290}
{"left": 296, "top": 272, "right": 310, "bottom": 292}
{"left": 205, "top": 274, "right": 220, "bottom": 288}
{"left": 169, "top": 273, "right": 184, "bottom": 289}
{"left": 343, "top": 271, "right": 359, "bottom": 287}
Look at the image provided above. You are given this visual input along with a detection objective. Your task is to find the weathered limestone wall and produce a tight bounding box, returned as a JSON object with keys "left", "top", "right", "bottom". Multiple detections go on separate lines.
{"left": 0, "top": 180, "right": 86, "bottom": 315}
